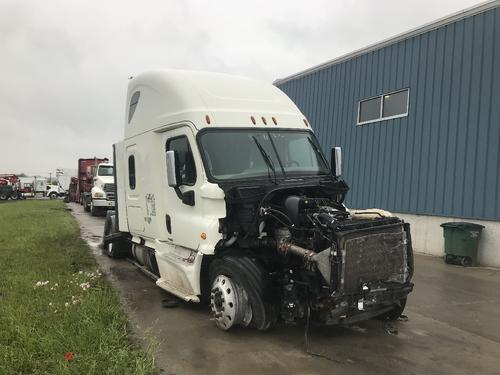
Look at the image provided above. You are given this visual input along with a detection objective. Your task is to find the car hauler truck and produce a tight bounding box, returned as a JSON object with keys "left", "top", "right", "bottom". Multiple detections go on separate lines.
{"left": 76, "top": 158, "right": 115, "bottom": 216}
{"left": 0, "top": 175, "right": 22, "bottom": 200}
{"left": 103, "top": 70, "right": 414, "bottom": 331}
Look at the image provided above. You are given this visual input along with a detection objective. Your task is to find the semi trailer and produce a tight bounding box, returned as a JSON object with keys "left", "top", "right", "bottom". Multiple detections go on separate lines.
{"left": 103, "top": 70, "right": 414, "bottom": 331}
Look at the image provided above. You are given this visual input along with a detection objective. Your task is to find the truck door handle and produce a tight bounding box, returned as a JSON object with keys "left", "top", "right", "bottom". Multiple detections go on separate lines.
{"left": 165, "top": 215, "right": 172, "bottom": 234}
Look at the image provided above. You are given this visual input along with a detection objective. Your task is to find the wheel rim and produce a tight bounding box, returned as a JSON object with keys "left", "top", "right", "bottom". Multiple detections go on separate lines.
{"left": 461, "top": 257, "right": 472, "bottom": 267}
{"left": 210, "top": 275, "right": 252, "bottom": 330}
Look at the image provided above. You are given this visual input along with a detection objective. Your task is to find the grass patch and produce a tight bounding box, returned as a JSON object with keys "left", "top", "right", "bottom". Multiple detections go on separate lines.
{"left": 0, "top": 200, "right": 156, "bottom": 374}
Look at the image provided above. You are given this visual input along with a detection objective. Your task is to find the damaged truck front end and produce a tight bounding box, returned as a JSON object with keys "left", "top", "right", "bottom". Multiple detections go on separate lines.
{"left": 276, "top": 214, "right": 414, "bottom": 326}
{"left": 200, "top": 129, "right": 414, "bottom": 330}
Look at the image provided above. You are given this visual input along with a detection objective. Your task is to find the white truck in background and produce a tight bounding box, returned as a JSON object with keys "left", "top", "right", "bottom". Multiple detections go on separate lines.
{"left": 102, "top": 70, "right": 414, "bottom": 331}
{"left": 84, "top": 163, "right": 116, "bottom": 216}
{"left": 46, "top": 184, "right": 66, "bottom": 199}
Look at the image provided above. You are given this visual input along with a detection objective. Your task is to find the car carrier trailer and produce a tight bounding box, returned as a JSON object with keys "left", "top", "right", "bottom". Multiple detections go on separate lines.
{"left": 103, "top": 70, "right": 414, "bottom": 331}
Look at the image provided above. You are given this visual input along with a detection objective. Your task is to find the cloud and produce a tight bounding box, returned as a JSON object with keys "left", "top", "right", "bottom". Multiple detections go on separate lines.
{"left": 0, "top": 0, "right": 483, "bottom": 177}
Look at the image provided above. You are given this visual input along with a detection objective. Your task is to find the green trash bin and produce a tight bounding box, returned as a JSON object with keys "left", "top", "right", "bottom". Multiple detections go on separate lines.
{"left": 441, "top": 222, "right": 484, "bottom": 267}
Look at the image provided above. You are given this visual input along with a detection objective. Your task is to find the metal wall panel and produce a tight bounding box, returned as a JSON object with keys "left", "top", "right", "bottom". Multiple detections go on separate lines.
{"left": 277, "top": 8, "right": 500, "bottom": 220}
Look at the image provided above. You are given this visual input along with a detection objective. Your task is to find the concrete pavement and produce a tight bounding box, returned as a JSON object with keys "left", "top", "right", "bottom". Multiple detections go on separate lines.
{"left": 68, "top": 202, "right": 500, "bottom": 375}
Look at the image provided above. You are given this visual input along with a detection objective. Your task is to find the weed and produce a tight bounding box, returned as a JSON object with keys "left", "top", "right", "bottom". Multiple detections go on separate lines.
{"left": 0, "top": 200, "right": 156, "bottom": 374}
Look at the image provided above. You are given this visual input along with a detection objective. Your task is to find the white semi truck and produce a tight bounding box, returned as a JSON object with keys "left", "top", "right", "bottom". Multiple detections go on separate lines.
{"left": 103, "top": 70, "right": 414, "bottom": 331}
{"left": 89, "top": 163, "right": 115, "bottom": 216}
{"left": 81, "top": 162, "right": 116, "bottom": 216}
{"left": 46, "top": 184, "right": 66, "bottom": 199}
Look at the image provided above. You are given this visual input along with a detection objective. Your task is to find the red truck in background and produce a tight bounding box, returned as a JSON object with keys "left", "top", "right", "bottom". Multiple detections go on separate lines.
{"left": 0, "top": 174, "right": 23, "bottom": 200}
{"left": 77, "top": 157, "right": 115, "bottom": 215}
{"left": 76, "top": 157, "right": 108, "bottom": 204}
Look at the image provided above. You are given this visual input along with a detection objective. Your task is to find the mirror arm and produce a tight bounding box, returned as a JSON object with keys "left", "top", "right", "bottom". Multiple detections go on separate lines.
{"left": 173, "top": 186, "right": 183, "bottom": 200}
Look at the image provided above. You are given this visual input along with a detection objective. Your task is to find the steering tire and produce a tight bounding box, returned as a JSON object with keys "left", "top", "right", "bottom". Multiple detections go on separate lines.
{"left": 209, "top": 255, "right": 278, "bottom": 331}
{"left": 90, "top": 200, "right": 98, "bottom": 216}
{"left": 84, "top": 197, "right": 91, "bottom": 212}
{"left": 102, "top": 211, "right": 130, "bottom": 258}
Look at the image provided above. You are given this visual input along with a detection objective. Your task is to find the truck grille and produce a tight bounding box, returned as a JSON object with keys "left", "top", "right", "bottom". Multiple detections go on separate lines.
{"left": 103, "top": 183, "right": 115, "bottom": 201}
{"left": 339, "top": 224, "right": 407, "bottom": 294}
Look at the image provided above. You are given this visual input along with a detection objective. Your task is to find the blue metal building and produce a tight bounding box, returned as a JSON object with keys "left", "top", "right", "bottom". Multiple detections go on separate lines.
{"left": 275, "top": 1, "right": 500, "bottom": 222}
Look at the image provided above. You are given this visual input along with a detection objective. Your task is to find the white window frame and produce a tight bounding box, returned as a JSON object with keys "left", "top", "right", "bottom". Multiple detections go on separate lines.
{"left": 357, "top": 88, "right": 409, "bottom": 126}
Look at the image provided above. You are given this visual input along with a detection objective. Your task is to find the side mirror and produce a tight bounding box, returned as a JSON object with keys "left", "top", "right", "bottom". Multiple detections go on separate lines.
{"left": 166, "top": 150, "right": 178, "bottom": 187}
{"left": 331, "top": 147, "right": 342, "bottom": 177}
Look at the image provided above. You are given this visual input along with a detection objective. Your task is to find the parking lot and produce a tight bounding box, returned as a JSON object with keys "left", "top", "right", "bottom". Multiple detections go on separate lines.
{"left": 68, "top": 202, "right": 500, "bottom": 375}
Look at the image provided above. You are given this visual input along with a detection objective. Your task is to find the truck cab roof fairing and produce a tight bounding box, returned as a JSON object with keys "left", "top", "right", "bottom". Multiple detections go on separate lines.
{"left": 124, "top": 69, "right": 309, "bottom": 139}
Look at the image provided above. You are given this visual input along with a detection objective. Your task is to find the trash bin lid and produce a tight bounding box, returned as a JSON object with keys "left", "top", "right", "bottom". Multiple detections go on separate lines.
{"left": 440, "top": 222, "right": 485, "bottom": 230}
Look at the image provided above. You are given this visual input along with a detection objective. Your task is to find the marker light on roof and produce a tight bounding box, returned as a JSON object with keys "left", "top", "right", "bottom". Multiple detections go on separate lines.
{"left": 251, "top": 116, "right": 256, "bottom": 125}
{"left": 303, "top": 119, "right": 309, "bottom": 127}
{"left": 272, "top": 117, "right": 278, "bottom": 125}
{"left": 261, "top": 117, "right": 267, "bottom": 125}
{"left": 205, "top": 115, "right": 211, "bottom": 124}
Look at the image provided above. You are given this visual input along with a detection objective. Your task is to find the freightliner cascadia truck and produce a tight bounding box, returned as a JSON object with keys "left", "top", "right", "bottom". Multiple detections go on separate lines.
{"left": 103, "top": 70, "right": 414, "bottom": 331}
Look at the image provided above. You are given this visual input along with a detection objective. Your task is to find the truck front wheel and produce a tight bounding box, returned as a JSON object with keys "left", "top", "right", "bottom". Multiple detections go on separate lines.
{"left": 90, "top": 200, "right": 98, "bottom": 216}
{"left": 209, "top": 255, "right": 278, "bottom": 331}
{"left": 84, "top": 197, "right": 91, "bottom": 212}
{"left": 102, "top": 211, "right": 130, "bottom": 258}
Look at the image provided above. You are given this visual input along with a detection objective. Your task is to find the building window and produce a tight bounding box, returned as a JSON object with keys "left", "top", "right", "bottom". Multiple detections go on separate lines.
{"left": 359, "top": 97, "right": 381, "bottom": 123}
{"left": 128, "top": 91, "right": 140, "bottom": 123}
{"left": 166, "top": 136, "right": 197, "bottom": 186}
{"left": 357, "top": 88, "right": 409, "bottom": 125}
{"left": 128, "top": 155, "right": 136, "bottom": 189}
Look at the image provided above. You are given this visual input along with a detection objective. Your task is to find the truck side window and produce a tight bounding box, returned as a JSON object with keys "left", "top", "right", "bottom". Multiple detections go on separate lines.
{"left": 128, "top": 155, "right": 136, "bottom": 189}
{"left": 128, "top": 91, "right": 140, "bottom": 123}
{"left": 166, "top": 136, "right": 196, "bottom": 186}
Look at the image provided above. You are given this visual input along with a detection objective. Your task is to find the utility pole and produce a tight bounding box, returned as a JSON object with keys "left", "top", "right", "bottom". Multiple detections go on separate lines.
{"left": 56, "top": 169, "right": 63, "bottom": 186}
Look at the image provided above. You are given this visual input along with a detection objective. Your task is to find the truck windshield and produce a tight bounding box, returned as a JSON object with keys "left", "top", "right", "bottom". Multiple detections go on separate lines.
{"left": 98, "top": 166, "right": 114, "bottom": 176}
{"left": 199, "top": 129, "right": 330, "bottom": 181}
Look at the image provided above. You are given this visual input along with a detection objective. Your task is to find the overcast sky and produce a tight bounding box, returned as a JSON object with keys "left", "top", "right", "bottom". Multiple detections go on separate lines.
{"left": 0, "top": 0, "right": 485, "bottom": 177}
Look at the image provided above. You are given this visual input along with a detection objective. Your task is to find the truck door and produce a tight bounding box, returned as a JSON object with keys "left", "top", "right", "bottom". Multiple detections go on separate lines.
{"left": 161, "top": 126, "right": 202, "bottom": 250}
{"left": 125, "top": 144, "right": 145, "bottom": 232}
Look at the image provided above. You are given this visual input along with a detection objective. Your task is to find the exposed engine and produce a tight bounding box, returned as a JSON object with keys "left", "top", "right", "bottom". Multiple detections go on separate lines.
{"left": 217, "top": 184, "right": 414, "bottom": 326}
